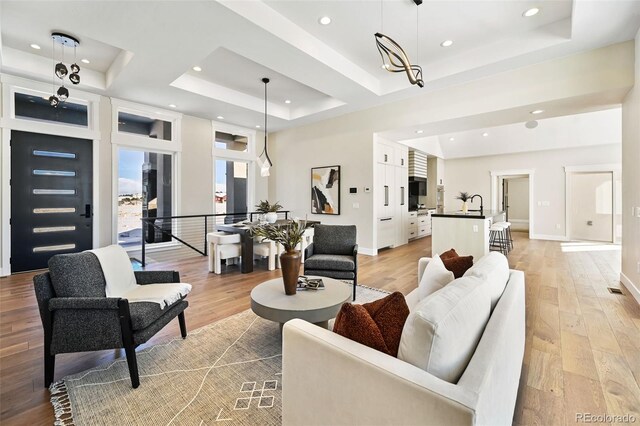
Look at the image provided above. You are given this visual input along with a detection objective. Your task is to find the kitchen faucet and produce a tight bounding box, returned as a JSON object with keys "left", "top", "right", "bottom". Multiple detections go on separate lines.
{"left": 470, "top": 194, "right": 484, "bottom": 214}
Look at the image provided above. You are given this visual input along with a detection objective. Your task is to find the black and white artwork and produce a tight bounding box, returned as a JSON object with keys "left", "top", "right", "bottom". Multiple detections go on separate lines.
{"left": 311, "top": 166, "right": 340, "bottom": 215}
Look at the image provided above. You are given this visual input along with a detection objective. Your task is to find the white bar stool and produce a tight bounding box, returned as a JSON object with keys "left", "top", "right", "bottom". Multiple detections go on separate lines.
{"left": 489, "top": 223, "right": 509, "bottom": 256}
{"left": 207, "top": 232, "right": 242, "bottom": 274}
{"left": 494, "top": 221, "right": 513, "bottom": 251}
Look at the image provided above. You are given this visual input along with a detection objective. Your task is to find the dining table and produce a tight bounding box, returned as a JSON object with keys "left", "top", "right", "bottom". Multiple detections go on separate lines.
{"left": 215, "top": 219, "right": 320, "bottom": 273}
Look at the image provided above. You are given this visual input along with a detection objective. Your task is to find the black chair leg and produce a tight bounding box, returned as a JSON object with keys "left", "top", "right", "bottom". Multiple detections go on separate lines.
{"left": 353, "top": 274, "right": 357, "bottom": 301}
{"left": 178, "top": 312, "right": 187, "bottom": 339}
{"left": 44, "top": 350, "right": 55, "bottom": 387}
{"left": 118, "top": 300, "right": 140, "bottom": 388}
{"left": 124, "top": 343, "right": 140, "bottom": 389}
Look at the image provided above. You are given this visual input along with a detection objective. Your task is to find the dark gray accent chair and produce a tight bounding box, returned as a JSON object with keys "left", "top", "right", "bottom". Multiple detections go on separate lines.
{"left": 304, "top": 225, "right": 358, "bottom": 300}
{"left": 33, "top": 252, "right": 188, "bottom": 389}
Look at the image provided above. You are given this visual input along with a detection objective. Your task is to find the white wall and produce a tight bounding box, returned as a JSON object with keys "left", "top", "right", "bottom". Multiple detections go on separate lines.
{"left": 444, "top": 144, "right": 621, "bottom": 239}
{"left": 269, "top": 123, "right": 375, "bottom": 252}
{"left": 621, "top": 30, "right": 640, "bottom": 302}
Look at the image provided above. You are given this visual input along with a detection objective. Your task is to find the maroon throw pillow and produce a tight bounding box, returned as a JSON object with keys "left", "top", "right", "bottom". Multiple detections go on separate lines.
{"left": 442, "top": 255, "right": 474, "bottom": 278}
{"left": 439, "top": 248, "right": 459, "bottom": 260}
{"left": 333, "top": 291, "right": 410, "bottom": 357}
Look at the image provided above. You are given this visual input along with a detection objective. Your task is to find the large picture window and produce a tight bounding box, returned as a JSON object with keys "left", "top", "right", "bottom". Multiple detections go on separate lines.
{"left": 117, "top": 148, "right": 173, "bottom": 247}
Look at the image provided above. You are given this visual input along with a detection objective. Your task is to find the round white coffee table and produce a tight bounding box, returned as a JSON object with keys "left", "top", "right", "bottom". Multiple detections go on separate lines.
{"left": 250, "top": 276, "right": 351, "bottom": 331}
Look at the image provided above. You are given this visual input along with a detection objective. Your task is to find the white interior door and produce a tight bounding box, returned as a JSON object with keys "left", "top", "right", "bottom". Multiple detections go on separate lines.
{"left": 569, "top": 172, "right": 613, "bottom": 242}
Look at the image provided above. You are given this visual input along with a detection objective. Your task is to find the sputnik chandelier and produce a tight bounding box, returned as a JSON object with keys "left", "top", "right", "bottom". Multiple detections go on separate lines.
{"left": 375, "top": 0, "right": 424, "bottom": 88}
{"left": 49, "top": 32, "right": 82, "bottom": 107}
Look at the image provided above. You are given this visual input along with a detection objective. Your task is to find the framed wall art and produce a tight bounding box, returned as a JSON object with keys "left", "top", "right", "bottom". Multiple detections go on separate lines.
{"left": 311, "top": 165, "right": 340, "bottom": 215}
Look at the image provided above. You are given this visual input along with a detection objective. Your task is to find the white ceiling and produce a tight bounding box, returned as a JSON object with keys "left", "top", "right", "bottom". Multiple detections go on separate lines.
{"left": 0, "top": 0, "right": 639, "bottom": 133}
{"left": 401, "top": 107, "right": 622, "bottom": 159}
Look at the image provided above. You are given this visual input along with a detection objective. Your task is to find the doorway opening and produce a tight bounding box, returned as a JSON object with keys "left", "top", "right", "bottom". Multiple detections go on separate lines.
{"left": 500, "top": 176, "right": 530, "bottom": 232}
{"left": 490, "top": 169, "right": 535, "bottom": 238}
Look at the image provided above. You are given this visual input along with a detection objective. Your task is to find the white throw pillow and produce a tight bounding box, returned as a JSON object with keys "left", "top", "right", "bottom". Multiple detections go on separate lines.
{"left": 463, "top": 252, "right": 510, "bottom": 311}
{"left": 398, "top": 275, "right": 491, "bottom": 383}
{"left": 417, "top": 254, "right": 455, "bottom": 300}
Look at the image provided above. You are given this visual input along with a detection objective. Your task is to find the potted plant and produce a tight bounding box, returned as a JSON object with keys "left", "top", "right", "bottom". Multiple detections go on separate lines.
{"left": 455, "top": 191, "right": 471, "bottom": 214}
{"left": 255, "top": 200, "right": 283, "bottom": 224}
{"left": 251, "top": 219, "right": 307, "bottom": 295}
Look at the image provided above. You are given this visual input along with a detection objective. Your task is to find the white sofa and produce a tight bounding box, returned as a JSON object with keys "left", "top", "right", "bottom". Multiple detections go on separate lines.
{"left": 282, "top": 255, "right": 525, "bottom": 426}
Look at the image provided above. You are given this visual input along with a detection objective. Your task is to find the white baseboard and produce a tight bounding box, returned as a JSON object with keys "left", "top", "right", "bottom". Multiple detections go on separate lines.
{"left": 359, "top": 247, "right": 377, "bottom": 256}
{"left": 529, "top": 234, "right": 568, "bottom": 241}
{"left": 620, "top": 272, "right": 640, "bottom": 305}
{"left": 509, "top": 219, "right": 529, "bottom": 224}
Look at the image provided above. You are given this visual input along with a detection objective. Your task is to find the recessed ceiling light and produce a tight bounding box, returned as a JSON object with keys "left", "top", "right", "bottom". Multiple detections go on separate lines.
{"left": 168, "top": 104, "right": 177, "bottom": 108}
{"left": 318, "top": 16, "right": 331, "bottom": 25}
{"left": 522, "top": 7, "right": 540, "bottom": 17}
{"left": 530, "top": 109, "right": 544, "bottom": 114}
{"left": 192, "top": 66, "right": 202, "bottom": 72}
{"left": 285, "top": 99, "right": 292, "bottom": 104}
{"left": 482, "top": 132, "right": 489, "bottom": 137}
{"left": 81, "top": 58, "right": 90, "bottom": 64}
{"left": 440, "top": 40, "right": 454, "bottom": 48}
{"left": 256, "top": 125, "right": 261, "bottom": 128}
{"left": 416, "top": 130, "right": 424, "bottom": 134}
{"left": 217, "top": 115, "right": 224, "bottom": 120}
{"left": 30, "top": 43, "right": 41, "bottom": 50}
{"left": 449, "top": 137, "right": 455, "bottom": 141}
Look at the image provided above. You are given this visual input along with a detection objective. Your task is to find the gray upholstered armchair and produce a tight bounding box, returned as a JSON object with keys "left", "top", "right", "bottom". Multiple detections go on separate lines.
{"left": 304, "top": 224, "right": 358, "bottom": 300}
{"left": 33, "top": 252, "right": 188, "bottom": 389}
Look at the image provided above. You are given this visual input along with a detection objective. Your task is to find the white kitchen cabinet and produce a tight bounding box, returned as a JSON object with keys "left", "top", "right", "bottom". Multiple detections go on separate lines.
{"left": 395, "top": 146, "right": 408, "bottom": 168}
{"left": 377, "top": 162, "right": 395, "bottom": 219}
{"left": 376, "top": 138, "right": 408, "bottom": 250}
{"left": 378, "top": 143, "right": 395, "bottom": 165}
{"left": 395, "top": 164, "right": 408, "bottom": 246}
{"left": 377, "top": 217, "right": 395, "bottom": 249}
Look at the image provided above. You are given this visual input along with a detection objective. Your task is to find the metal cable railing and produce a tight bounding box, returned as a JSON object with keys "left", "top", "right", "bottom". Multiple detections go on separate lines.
{"left": 137, "top": 211, "right": 290, "bottom": 266}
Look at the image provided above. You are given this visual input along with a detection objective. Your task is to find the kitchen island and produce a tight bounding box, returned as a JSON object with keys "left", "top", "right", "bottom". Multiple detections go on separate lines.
{"left": 431, "top": 210, "right": 506, "bottom": 260}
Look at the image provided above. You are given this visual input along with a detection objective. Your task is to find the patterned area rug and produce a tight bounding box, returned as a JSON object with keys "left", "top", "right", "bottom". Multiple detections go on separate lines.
{"left": 51, "top": 282, "right": 389, "bottom": 425}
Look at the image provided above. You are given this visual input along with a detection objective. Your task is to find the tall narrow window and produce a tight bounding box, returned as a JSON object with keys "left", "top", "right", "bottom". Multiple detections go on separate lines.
{"left": 215, "top": 160, "right": 248, "bottom": 221}
{"left": 117, "top": 149, "right": 173, "bottom": 247}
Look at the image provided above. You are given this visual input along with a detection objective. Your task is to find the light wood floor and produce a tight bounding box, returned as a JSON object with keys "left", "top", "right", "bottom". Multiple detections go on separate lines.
{"left": 1, "top": 233, "right": 639, "bottom": 425}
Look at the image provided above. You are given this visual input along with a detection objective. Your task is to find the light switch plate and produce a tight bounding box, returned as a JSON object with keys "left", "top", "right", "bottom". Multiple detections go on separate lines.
{"left": 473, "top": 225, "right": 479, "bottom": 232}
{"left": 353, "top": 203, "right": 359, "bottom": 209}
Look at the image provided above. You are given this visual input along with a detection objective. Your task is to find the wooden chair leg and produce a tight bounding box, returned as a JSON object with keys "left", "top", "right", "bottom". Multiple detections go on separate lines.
{"left": 178, "top": 312, "right": 187, "bottom": 339}
{"left": 44, "top": 349, "right": 55, "bottom": 387}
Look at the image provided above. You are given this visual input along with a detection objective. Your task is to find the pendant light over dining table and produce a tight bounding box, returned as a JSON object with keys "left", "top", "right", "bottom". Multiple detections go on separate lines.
{"left": 375, "top": 0, "right": 424, "bottom": 88}
{"left": 257, "top": 77, "right": 273, "bottom": 177}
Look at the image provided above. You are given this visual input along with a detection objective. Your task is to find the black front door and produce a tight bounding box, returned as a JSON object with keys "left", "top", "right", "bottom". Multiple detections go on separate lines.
{"left": 10, "top": 131, "right": 93, "bottom": 272}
